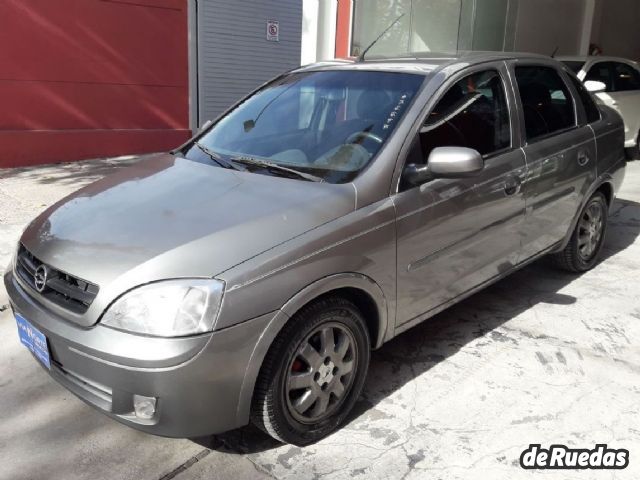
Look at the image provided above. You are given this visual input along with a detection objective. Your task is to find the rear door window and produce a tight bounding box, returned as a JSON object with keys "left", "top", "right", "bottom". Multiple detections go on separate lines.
{"left": 515, "top": 66, "right": 576, "bottom": 141}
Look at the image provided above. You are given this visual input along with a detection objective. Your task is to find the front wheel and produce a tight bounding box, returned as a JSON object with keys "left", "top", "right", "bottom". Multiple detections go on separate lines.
{"left": 551, "top": 192, "right": 608, "bottom": 272}
{"left": 251, "top": 297, "right": 370, "bottom": 446}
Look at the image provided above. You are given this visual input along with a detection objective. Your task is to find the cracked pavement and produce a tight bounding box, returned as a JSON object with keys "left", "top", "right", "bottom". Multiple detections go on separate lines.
{"left": 1, "top": 157, "right": 640, "bottom": 479}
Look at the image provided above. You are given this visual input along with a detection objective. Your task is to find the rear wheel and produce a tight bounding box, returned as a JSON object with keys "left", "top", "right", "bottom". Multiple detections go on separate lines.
{"left": 551, "top": 192, "right": 608, "bottom": 272}
{"left": 251, "top": 297, "right": 370, "bottom": 446}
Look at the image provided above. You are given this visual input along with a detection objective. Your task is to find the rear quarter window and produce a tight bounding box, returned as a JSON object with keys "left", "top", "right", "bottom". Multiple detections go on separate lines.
{"left": 567, "top": 73, "right": 601, "bottom": 124}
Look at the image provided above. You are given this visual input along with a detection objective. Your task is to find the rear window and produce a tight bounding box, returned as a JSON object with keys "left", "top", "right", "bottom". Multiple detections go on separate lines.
{"left": 562, "top": 61, "right": 585, "bottom": 74}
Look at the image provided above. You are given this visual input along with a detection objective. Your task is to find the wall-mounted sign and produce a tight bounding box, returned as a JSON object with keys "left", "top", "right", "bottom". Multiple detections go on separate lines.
{"left": 267, "top": 20, "right": 279, "bottom": 42}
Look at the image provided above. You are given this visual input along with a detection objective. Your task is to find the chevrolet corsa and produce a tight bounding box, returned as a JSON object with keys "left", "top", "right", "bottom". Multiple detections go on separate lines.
{"left": 5, "top": 52, "right": 626, "bottom": 446}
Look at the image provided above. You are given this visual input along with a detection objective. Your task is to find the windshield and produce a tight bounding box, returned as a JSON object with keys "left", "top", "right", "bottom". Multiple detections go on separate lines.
{"left": 187, "top": 70, "right": 425, "bottom": 183}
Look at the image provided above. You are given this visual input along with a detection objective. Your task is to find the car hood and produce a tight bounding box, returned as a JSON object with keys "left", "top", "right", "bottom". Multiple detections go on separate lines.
{"left": 21, "top": 154, "right": 355, "bottom": 322}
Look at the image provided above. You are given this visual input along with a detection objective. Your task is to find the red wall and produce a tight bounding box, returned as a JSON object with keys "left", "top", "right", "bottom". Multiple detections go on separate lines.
{"left": 335, "top": 0, "right": 352, "bottom": 58}
{"left": 0, "top": 0, "right": 190, "bottom": 168}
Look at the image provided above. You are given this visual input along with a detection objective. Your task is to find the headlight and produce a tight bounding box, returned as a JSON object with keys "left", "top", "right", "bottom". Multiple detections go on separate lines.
{"left": 101, "top": 279, "right": 224, "bottom": 337}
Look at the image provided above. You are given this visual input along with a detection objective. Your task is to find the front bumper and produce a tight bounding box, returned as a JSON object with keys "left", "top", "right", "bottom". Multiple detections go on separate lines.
{"left": 4, "top": 270, "right": 274, "bottom": 438}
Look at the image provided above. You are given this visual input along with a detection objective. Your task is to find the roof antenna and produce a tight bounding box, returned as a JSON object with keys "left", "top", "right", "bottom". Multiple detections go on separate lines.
{"left": 358, "top": 13, "right": 406, "bottom": 62}
{"left": 551, "top": 46, "right": 559, "bottom": 58}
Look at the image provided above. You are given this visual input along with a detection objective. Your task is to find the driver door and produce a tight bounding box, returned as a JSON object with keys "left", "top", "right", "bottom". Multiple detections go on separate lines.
{"left": 394, "top": 66, "right": 527, "bottom": 328}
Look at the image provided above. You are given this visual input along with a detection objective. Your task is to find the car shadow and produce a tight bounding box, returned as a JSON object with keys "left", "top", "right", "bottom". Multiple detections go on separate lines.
{"left": 192, "top": 197, "right": 640, "bottom": 454}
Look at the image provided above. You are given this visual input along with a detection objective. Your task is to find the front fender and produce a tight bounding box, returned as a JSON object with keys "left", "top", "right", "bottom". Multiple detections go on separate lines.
{"left": 280, "top": 273, "right": 388, "bottom": 347}
{"left": 234, "top": 272, "right": 388, "bottom": 427}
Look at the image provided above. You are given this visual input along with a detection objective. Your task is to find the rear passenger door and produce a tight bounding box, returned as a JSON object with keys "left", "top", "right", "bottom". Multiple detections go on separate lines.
{"left": 567, "top": 71, "right": 626, "bottom": 189}
{"left": 513, "top": 63, "right": 597, "bottom": 259}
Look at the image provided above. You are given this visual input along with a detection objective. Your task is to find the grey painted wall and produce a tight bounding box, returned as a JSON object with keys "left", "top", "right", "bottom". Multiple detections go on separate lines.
{"left": 512, "top": 0, "right": 586, "bottom": 56}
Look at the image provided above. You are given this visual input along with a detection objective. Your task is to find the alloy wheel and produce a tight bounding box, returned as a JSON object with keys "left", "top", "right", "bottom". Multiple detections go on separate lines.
{"left": 577, "top": 201, "right": 605, "bottom": 261}
{"left": 285, "top": 322, "right": 357, "bottom": 424}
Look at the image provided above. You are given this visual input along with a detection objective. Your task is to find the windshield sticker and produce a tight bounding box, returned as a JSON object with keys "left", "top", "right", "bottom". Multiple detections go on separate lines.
{"left": 383, "top": 93, "right": 409, "bottom": 130}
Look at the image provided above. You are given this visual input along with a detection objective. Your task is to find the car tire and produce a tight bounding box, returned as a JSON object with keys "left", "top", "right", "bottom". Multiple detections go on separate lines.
{"left": 551, "top": 192, "right": 608, "bottom": 273}
{"left": 251, "top": 296, "right": 370, "bottom": 446}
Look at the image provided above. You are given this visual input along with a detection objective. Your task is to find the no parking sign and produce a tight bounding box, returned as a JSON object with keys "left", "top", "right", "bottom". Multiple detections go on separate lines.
{"left": 267, "top": 20, "right": 279, "bottom": 42}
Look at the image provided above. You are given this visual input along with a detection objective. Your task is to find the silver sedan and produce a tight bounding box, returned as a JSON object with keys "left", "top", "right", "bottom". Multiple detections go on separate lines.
{"left": 5, "top": 52, "right": 626, "bottom": 446}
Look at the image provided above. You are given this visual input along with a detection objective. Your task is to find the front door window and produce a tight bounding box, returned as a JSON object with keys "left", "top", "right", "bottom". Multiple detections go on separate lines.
{"left": 421, "top": 69, "right": 511, "bottom": 158}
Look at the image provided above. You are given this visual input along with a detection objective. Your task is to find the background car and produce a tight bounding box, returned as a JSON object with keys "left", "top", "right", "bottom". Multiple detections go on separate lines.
{"left": 560, "top": 56, "right": 640, "bottom": 158}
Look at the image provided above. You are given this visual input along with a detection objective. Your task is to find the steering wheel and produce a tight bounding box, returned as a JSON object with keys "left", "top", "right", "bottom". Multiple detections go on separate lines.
{"left": 345, "top": 130, "right": 384, "bottom": 146}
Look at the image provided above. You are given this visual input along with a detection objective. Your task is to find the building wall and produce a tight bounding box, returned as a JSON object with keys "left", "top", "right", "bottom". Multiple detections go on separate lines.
{"left": 592, "top": 0, "right": 640, "bottom": 60}
{"left": 301, "top": 0, "right": 321, "bottom": 64}
{"left": 0, "top": 0, "right": 190, "bottom": 168}
{"left": 512, "top": 0, "right": 586, "bottom": 56}
{"left": 304, "top": 0, "right": 348, "bottom": 62}
{"left": 342, "top": 0, "right": 597, "bottom": 60}
{"left": 469, "top": 0, "right": 513, "bottom": 51}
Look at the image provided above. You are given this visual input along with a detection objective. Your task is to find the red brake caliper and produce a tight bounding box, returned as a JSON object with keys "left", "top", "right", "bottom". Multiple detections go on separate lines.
{"left": 291, "top": 359, "right": 305, "bottom": 372}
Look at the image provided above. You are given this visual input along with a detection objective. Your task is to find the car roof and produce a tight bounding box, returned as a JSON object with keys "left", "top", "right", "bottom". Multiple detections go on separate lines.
{"left": 557, "top": 55, "right": 638, "bottom": 64}
{"left": 295, "top": 51, "right": 553, "bottom": 76}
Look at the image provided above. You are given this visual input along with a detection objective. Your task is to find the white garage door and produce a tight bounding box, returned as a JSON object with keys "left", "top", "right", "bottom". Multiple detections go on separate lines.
{"left": 196, "top": 0, "right": 302, "bottom": 124}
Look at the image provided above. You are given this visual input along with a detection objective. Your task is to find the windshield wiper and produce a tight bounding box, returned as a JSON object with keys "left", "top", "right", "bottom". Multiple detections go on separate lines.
{"left": 230, "top": 156, "right": 324, "bottom": 182}
{"left": 195, "top": 142, "right": 244, "bottom": 171}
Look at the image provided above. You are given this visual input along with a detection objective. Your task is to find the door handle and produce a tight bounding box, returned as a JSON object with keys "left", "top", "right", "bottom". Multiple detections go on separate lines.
{"left": 577, "top": 151, "right": 590, "bottom": 167}
{"left": 504, "top": 176, "right": 522, "bottom": 196}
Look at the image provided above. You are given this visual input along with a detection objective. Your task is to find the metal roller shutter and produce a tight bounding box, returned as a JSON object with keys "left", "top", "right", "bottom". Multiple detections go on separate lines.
{"left": 196, "top": 0, "right": 302, "bottom": 124}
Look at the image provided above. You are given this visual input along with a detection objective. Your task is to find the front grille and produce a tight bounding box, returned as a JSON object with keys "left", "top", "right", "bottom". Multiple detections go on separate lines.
{"left": 15, "top": 244, "right": 99, "bottom": 314}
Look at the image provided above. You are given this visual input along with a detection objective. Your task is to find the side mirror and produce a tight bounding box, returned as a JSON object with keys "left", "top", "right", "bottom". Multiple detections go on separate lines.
{"left": 402, "top": 163, "right": 432, "bottom": 186}
{"left": 427, "top": 147, "right": 484, "bottom": 178}
{"left": 585, "top": 80, "right": 606, "bottom": 93}
{"left": 403, "top": 147, "right": 484, "bottom": 187}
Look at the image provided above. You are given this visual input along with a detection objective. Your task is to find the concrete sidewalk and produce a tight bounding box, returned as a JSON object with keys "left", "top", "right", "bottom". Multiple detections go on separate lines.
{"left": 1, "top": 156, "right": 640, "bottom": 480}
